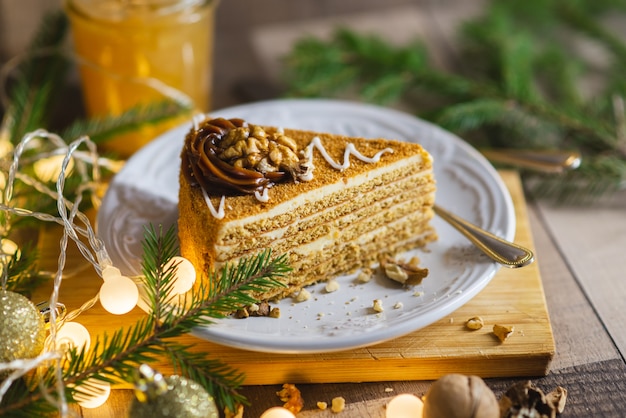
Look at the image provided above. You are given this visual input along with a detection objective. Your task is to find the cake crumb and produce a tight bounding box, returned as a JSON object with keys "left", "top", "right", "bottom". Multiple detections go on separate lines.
{"left": 317, "top": 401, "right": 328, "bottom": 410}
{"left": 269, "top": 307, "right": 281, "bottom": 318}
{"left": 413, "top": 291, "right": 424, "bottom": 297}
{"left": 372, "top": 299, "right": 384, "bottom": 313}
{"left": 294, "top": 288, "right": 311, "bottom": 302}
{"left": 384, "top": 387, "right": 394, "bottom": 393}
{"left": 393, "top": 302, "right": 404, "bottom": 310}
{"left": 356, "top": 268, "right": 373, "bottom": 283}
{"left": 331, "top": 397, "right": 346, "bottom": 413}
{"left": 325, "top": 279, "right": 340, "bottom": 293}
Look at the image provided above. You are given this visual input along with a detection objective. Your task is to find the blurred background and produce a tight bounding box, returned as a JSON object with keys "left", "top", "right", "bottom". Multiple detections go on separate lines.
{"left": 0, "top": 0, "right": 485, "bottom": 110}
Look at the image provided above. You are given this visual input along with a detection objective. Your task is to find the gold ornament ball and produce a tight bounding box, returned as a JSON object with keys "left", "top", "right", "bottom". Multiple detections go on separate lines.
{"left": 0, "top": 290, "right": 46, "bottom": 362}
{"left": 423, "top": 374, "right": 500, "bottom": 418}
{"left": 129, "top": 375, "right": 219, "bottom": 418}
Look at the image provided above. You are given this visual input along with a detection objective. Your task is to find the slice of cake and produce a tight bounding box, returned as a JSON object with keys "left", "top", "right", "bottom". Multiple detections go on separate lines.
{"left": 178, "top": 117, "right": 437, "bottom": 301}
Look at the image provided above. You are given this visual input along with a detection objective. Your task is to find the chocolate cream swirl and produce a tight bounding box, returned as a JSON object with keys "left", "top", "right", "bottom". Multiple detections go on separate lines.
{"left": 181, "top": 117, "right": 302, "bottom": 195}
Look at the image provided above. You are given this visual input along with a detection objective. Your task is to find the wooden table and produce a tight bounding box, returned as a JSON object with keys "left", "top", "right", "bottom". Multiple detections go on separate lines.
{"left": 29, "top": 1, "right": 626, "bottom": 416}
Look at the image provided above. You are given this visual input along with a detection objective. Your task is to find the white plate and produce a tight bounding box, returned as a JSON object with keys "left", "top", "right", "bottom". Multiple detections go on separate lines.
{"left": 97, "top": 99, "right": 515, "bottom": 354}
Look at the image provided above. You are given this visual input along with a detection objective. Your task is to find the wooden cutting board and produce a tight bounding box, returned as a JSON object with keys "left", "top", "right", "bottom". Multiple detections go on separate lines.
{"left": 35, "top": 170, "right": 554, "bottom": 386}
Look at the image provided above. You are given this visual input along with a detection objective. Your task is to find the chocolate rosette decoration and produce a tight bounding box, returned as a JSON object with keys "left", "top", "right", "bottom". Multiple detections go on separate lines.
{"left": 182, "top": 117, "right": 305, "bottom": 195}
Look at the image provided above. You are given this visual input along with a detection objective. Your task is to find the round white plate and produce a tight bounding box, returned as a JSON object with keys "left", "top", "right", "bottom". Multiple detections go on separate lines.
{"left": 97, "top": 99, "right": 515, "bottom": 353}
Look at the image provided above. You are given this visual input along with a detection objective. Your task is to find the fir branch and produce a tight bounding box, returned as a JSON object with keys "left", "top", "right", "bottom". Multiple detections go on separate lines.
{"left": 162, "top": 341, "right": 247, "bottom": 412}
{"left": 283, "top": 0, "right": 626, "bottom": 203}
{"left": 60, "top": 99, "right": 192, "bottom": 146}
{"left": 4, "top": 11, "right": 69, "bottom": 143}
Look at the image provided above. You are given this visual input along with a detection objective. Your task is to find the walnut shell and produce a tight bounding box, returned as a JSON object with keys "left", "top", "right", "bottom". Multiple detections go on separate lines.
{"left": 423, "top": 374, "right": 500, "bottom": 418}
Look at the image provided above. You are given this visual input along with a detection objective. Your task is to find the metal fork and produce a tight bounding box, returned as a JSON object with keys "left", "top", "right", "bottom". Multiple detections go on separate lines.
{"left": 433, "top": 205, "right": 535, "bottom": 268}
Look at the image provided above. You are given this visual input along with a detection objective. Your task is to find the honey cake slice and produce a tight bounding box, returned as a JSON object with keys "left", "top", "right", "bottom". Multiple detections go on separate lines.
{"left": 178, "top": 117, "right": 437, "bottom": 301}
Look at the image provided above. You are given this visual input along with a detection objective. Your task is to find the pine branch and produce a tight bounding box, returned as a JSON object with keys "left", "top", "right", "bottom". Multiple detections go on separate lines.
{"left": 60, "top": 100, "right": 192, "bottom": 145}
{"left": 283, "top": 0, "right": 626, "bottom": 203}
{"left": 4, "top": 11, "right": 69, "bottom": 143}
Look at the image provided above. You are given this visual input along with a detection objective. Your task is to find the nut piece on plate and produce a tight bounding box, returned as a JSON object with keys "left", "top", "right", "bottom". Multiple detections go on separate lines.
{"left": 380, "top": 256, "right": 429, "bottom": 286}
{"left": 499, "top": 380, "right": 567, "bottom": 418}
{"left": 423, "top": 374, "right": 499, "bottom": 418}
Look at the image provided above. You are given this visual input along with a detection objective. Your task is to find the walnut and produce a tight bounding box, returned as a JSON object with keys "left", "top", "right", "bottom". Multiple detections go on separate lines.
{"left": 380, "top": 256, "right": 429, "bottom": 286}
{"left": 331, "top": 397, "right": 346, "bottom": 413}
{"left": 233, "top": 301, "right": 271, "bottom": 318}
{"left": 423, "top": 374, "right": 499, "bottom": 418}
{"left": 216, "top": 125, "right": 303, "bottom": 176}
{"left": 499, "top": 381, "right": 567, "bottom": 418}
{"left": 465, "top": 316, "right": 484, "bottom": 330}
{"left": 276, "top": 383, "right": 304, "bottom": 414}
{"left": 493, "top": 324, "right": 514, "bottom": 342}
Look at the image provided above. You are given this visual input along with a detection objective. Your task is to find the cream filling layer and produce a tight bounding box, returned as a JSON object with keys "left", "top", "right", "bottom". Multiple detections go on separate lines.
{"left": 213, "top": 152, "right": 430, "bottom": 241}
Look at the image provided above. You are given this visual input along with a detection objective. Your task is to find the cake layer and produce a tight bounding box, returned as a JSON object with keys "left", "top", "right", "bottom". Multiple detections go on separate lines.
{"left": 215, "top": 172, "right": 434, "bottom": 261}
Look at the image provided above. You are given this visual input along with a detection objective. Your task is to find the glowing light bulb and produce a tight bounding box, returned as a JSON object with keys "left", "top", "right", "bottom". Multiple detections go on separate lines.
{"left": 386, "top": 393, "right": 424, "bottom": 418}
{"left": 33, "top": 154, "right": 74, "bottom": 183}
{"left": 73, "top": 378, "right": 111, "bottom": 409}
{"left": 260, "top": 407, "right": 296, "bottom": 418}
{"left": 164, "top": 256, "right": 196, "bottom": 295}
{"left": 99, "top": 268, "right": 138, "bottom": 315}
{"left": 56, "top": 321, "right": 91, "bottom": 352}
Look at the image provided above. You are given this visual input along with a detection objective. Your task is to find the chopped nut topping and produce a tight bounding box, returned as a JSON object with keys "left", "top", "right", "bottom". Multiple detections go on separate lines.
{"left": 276, "top": 384, "right": 304, "bottom": 414}
{"left": 331, "top": 397, "right": 346, "bottom": 413}
{"left": 493, "top": 324, "right": 514, "bottom": 342}
{"left": 216, "top": 124, "right": 304, "bottom": 177}
{"left": 380, "top": 256, "right": 429, "bottom": 286}
{"left": 466, "top": 316, "right": 484, "bottom": 330}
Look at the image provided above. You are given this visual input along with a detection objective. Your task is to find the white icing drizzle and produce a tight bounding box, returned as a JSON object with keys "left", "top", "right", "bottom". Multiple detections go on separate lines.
{"left": 254, "top": 187, "right": 270, "bottom": 202}
{"left": 303, "top": 136, "right": 393, "bottom": 172}
{"left": 199, "top": 135, "right": 393, "bottom": 217}
{"left": 192, "top": 113, "right": 206, "bottom": 132}
{"left": 201, "top": 187, "right": 225, "bottom": 219}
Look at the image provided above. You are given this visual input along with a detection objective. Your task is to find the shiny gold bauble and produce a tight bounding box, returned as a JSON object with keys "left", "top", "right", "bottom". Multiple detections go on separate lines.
{"left": 0, "top": 290, "right": 46, "bottom": 362}
{"left": 129, "top": 375, "right": 219, "bottom": 418}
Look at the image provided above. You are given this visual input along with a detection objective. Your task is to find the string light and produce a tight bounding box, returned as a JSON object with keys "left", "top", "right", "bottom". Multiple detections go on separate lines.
{"left": 55, "top": 321, "right": 91, "bottom": 352}
{"left": 99, "top": 266, "right": 139, "bottom": 315}
{"left": 72, "top": 378, "right": 111, "bottom": 409}
{"left": 260, "top": 407, "right": 296, "bottom": 418}
{"left": 163, "top": 256, "right": 196, "bottom": 295}
{"left": 386, "top": 393, "right": 424, "bottom": 418}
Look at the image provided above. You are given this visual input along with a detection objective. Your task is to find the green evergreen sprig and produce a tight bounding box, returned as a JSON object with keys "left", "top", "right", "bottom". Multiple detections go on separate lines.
{"left": 283, "top": 0, "right": 626, "bottom": 203}
{"left": 0, "top": 225, "right": 291, "bottom": 416}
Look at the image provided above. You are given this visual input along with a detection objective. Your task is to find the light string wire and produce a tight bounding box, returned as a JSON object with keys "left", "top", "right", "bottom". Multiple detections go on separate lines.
{"left": 0, "top": 129, "right": 118, "bottom": 415}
